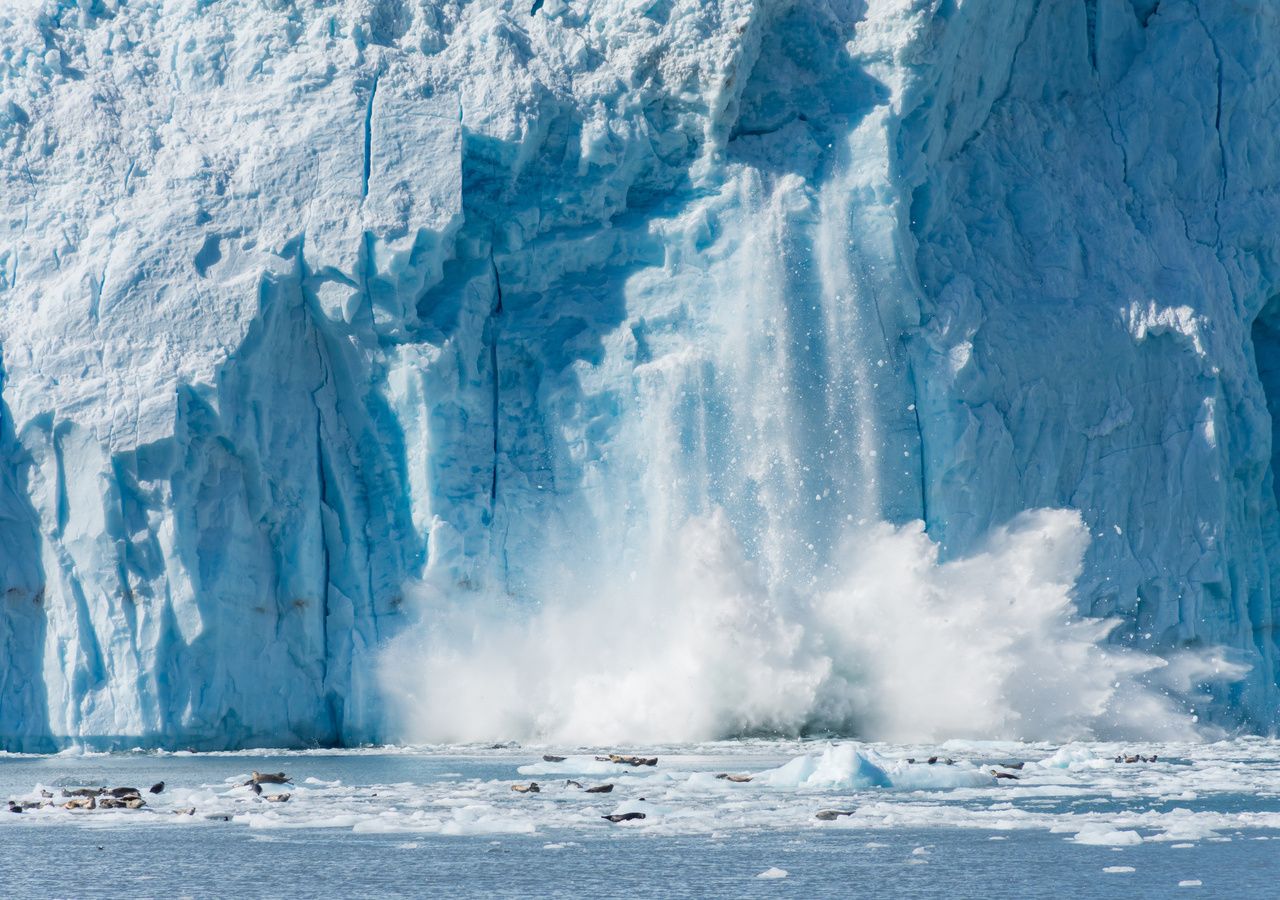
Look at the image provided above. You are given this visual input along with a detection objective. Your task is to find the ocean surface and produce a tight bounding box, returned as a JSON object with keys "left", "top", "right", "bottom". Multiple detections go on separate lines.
{"left": 3, "top": 740, "right": 1279, "bottom": 898}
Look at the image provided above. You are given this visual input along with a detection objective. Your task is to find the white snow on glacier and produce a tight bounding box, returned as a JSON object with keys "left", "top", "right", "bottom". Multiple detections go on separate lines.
{"left": 2, "top": 0, "right": 1280, "bottom": 749}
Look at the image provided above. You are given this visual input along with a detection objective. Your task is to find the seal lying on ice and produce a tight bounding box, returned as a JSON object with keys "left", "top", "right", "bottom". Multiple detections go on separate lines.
{"left": 98, "top": 797, "right": 146, "bottom": 809}
{"left": 602, "top": 812, "right": 646, "bottom": 823}
{"left": 596, "top": 755, "right": 657, "bottom": 767}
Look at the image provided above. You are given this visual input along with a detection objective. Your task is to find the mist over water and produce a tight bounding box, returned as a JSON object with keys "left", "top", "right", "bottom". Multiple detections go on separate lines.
{"left": 379, "top": 507, "right": 1244, "bottom": 745}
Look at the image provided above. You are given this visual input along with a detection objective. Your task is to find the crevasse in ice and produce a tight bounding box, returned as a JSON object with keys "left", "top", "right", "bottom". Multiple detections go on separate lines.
{"left": 2, "top": 0, "right": 1279, "bottom": 749}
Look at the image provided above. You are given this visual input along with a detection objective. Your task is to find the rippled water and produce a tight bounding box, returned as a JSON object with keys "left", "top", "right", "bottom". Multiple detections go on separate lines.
{"left": 3, "top": 739, "right": 1279, "bottom": 897}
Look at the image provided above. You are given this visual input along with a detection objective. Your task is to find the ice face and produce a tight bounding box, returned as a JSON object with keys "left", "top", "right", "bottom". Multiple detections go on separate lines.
{"left": 1, "top": 1, "right": 1279, "bottom": 749}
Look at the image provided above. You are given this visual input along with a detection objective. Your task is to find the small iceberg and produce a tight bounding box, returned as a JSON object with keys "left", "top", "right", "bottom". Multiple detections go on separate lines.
{"left": 757, "top": 743, "right": 994, "bottom": 791}
{"left": 756, "top": 743, "right": 893, "bottom": 790}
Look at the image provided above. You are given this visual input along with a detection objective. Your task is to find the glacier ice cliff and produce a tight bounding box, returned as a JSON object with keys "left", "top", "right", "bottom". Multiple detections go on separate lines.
{"left": 2, "top": 0, "right": 1280, "bottom": 749}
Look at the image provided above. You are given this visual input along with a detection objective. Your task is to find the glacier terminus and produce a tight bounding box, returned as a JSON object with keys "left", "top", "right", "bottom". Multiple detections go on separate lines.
{"left": 3, "top": 0, "right": 1280, "bottom": 751}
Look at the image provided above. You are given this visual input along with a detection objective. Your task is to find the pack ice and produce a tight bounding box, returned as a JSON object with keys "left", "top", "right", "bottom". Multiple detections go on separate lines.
{"left": 2, "top": 0, "right": 1280, "bottom": 750}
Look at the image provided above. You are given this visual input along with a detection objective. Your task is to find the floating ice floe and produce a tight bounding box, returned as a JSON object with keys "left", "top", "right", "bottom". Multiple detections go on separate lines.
{"left": 1073, "top": 825, "right": 1144, "bottom": 846}
{"left": 1036, "top": 745, "right": 1113, "bottom": 772}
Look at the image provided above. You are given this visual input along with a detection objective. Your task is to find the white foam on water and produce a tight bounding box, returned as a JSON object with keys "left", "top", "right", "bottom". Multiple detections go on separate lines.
{"left": 381, "top": 511, "right": 1245, "bottom": 746}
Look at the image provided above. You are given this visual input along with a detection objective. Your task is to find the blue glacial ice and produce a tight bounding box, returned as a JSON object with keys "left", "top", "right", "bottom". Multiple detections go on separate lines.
{"left": 2, "top": 0, "right": 1280, "bottom": 749}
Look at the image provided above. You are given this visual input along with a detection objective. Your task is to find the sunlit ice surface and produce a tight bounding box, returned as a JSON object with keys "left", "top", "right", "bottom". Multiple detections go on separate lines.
{"left": 4, "top": 739, "right": 1280, "bottom": 897}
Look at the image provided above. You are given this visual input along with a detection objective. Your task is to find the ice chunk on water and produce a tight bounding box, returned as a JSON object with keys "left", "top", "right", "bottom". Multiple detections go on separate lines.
{"left": 758, "top": 744, "right": 993, "bottom": 792}
{"left": 1036, "top": 745, "right": 1111, "bottom": 771}
{"left": 1074, "top": 825, "right": 1144, "bottom": 846}
{"left": 756, "top": 744, "right": 892, "bottom": 791}
{"left": 440, "top": 805, "right": 536, "bottom": 837}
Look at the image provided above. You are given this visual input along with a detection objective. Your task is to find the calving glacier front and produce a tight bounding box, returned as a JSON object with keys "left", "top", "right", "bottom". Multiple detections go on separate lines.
{"left": 1, "top": 0, "right": 1278, "bottom": 750}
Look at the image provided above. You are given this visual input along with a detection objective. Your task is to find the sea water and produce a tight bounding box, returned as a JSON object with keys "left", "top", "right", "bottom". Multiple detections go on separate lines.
{"left": 3, "top": 740, "right": 1280, "bottom": 898}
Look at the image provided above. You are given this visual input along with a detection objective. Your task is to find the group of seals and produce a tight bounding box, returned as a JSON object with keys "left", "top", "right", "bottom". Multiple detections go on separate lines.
{"left": 6, "top": 770, "right": 299, "bottom": 817}
{"left": 520, "top": 752, "right": 649, "bottom": 810}
{"left": 514, "top": 780, "right": 615, "bottom": 794}
{"left": 514, "top": 755, "right": 641, "bottom": 817}
{"left": 243, "top": 771, "right": 292, "bottom": 802}
{"left": 70, "top": 786, "right": 148, "bottom": 810}
{"left": 543, "top": 752, "right": 659, "bottom": 767}
{"left": 543, "top": 752, "right": 658, "bottom": 767}
{"left": 1115, "top": 754, "right": 1158, "bottom": 763}
{"left": 7, "top": 799, "right": 48, "bottom": 813}
{"left": 596, "top": 754, "right": 658, "bottom": 767}
{"left": 8, "top": 784, "right": 156, "bottom": 813}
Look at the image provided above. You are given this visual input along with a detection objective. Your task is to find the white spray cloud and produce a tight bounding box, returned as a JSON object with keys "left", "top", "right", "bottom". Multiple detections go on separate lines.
{"left": 378, "top": 508, "right": 1245, "bottom": 745}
